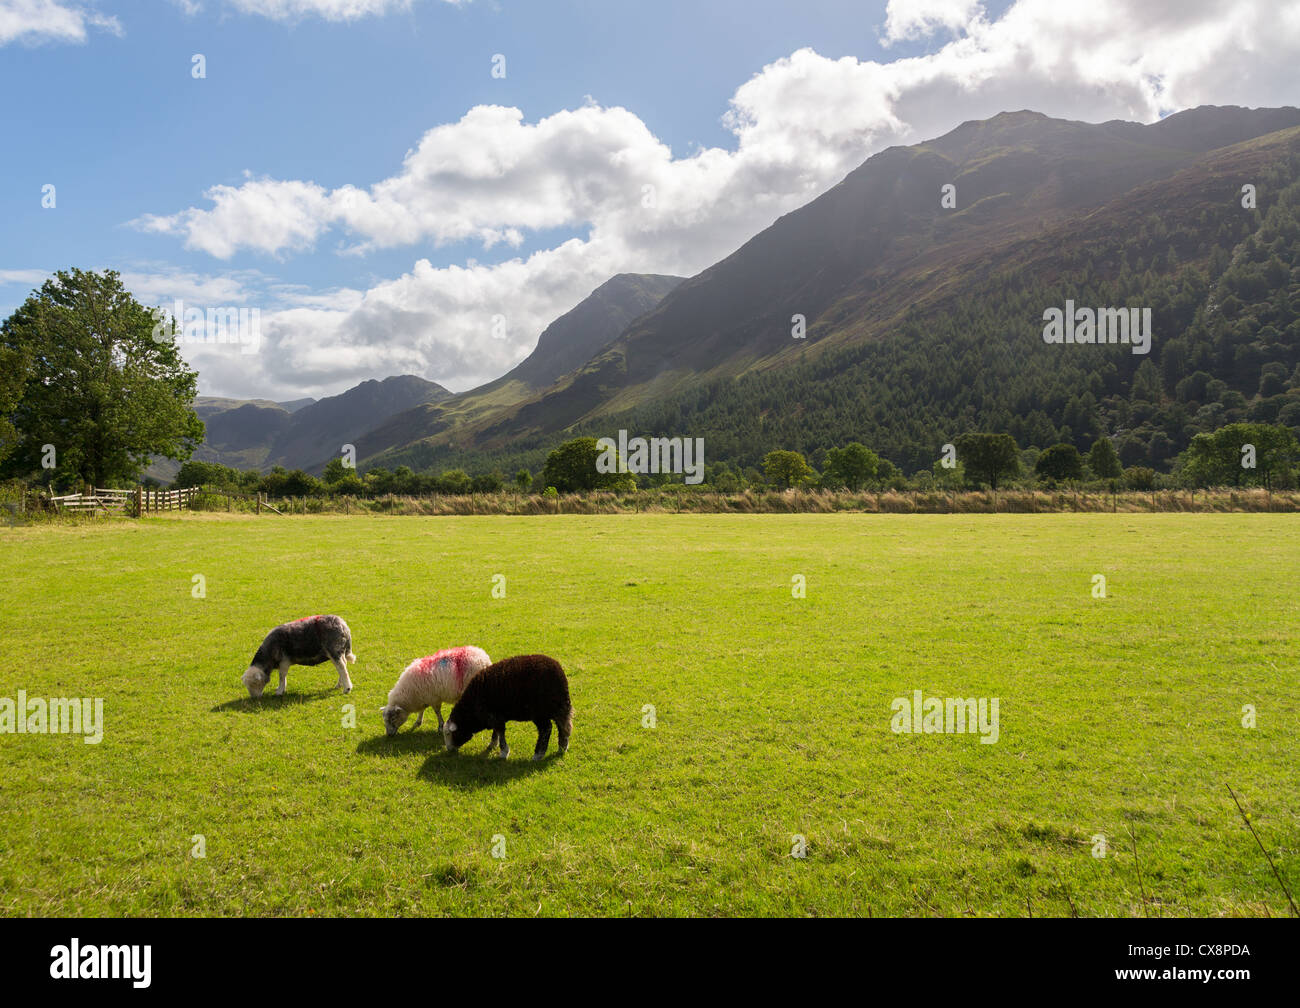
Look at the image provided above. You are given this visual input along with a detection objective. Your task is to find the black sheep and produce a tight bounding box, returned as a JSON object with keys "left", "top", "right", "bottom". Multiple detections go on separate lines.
{"left": 443, "top": 654, "right": 572, "bottom": 760}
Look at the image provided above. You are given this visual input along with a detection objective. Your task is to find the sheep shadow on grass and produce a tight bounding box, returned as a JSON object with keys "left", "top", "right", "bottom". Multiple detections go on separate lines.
{"left": 356, "top": 732, "right": 563, "bottom": 787}
{"left": 210, "top": 689, "right": 338, "bottom": 713}
{"left": 354, "top": 730, "right": 446, "bottom": 759}
{"left": 417, "top": 746, "right": 561, "bottom": 790}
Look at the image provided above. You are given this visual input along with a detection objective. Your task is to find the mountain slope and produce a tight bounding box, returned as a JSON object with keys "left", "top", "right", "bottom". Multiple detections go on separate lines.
{"left": 269, "top": 374, "right": 450, "bottom": 471}
{"left": 364, "top": 105, "right": 1300, "bottom": 475}
{"left": 602, "top": 106, "right": 1300, "bottom": 399}
{"left": 504, "top": 272, "right": 685, "bottom": 388}
{"left": 186, "top": 375, "right": 450, "bottom": 474}
{"left": 355, "top": 272, "right": 683, "bottom": 465}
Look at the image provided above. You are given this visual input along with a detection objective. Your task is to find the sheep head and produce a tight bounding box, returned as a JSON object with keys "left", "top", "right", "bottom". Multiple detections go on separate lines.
{"left": 242, "top": 665, "right": 271, "bottom": 699}
{"left": 380, "top": 704, "right": 410, "bottom": 736}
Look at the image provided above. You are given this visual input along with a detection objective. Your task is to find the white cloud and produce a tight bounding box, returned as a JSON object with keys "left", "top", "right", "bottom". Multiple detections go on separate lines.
{"left": 0, "top": 265, "right": 265, "bottom": 308}
{"left": 136, "top": 178, "right": 336, "bottom": 261}
{"left": 0, "top": 0, "right": 120, "bottom": 46}
{"left": 132, "top": 243, "right": 618, "bottom": 401}
{"left": 882, "top": 0, "right": 985, "bottom": 44}
{"left": 115, "top": 266, "right": 267, "bottom": 308}
{"left": 0, "top": 268, "right": 54, "bottom": 288}
{"left": 223, "top": 0, "right": 461, "bottom": 21}
{"left": 133, "top": 0, "right": 1300, "bottom": 400}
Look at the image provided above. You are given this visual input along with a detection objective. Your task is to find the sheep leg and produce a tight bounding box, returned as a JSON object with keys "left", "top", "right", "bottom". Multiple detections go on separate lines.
{"left": 484, "top": 730, "right": 499, "bottom": 756}
{"left": 556, "top": 714, "right": 571, "bottom": 755}
{"left": 412, "top": 708, "right": 424, "bottom": 730}
{"left": 275, "top": 660, "right": 290, "bottom": 696}
{"left": 496, "top": 725, "right": 509, "bottom": 760}
{"left": 433, "top": 702, "right": 444, "bottom": 733}
{"left": 532, "top": 719, "right": 552, "bottom": 760}
{"left": 330, "top": 655, "right": 353, "bottom": 694}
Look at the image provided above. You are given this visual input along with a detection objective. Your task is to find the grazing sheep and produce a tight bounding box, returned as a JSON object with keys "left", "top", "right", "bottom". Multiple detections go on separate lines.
{"left": 443, "top": 654, "right": 572, "bottom": 760}
{"left": 381, "top": 645, "right": 492, "bottom": 736}
{"left": 241, "top": 615, "right": 356, "bottom": 698}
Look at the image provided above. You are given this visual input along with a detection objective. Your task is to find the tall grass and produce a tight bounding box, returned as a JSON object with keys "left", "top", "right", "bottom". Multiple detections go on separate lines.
{"left": 206, "top": 486, "right": 1300, "bottom": 517}
{"left": 7, "top": 485, "right": 1297, "bottom": 524}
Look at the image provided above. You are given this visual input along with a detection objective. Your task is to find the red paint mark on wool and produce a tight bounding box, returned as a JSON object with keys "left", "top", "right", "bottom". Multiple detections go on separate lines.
{"left": 288, "top": 615, "right": 323, "bottom": 625}
{"left": 410, "top": 647, "right": 474, "bottom": 683}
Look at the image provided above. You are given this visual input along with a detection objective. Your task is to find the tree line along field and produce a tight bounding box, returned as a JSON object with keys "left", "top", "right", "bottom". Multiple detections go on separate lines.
{"left": 0, "top": 512, "right": 1295, "bottom": 916}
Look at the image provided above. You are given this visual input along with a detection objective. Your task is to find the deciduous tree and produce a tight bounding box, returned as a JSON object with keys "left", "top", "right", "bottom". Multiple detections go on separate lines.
{"left": 1, "top": 269, "right": 203, "bottom": 486}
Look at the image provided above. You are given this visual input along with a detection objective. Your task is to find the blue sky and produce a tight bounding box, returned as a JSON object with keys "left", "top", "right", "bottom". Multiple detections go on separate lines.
{"left": 1, "top": 0, "right": 1295, "bottom": 400}
{"left": 3, "top": 1, "right": 921, "bottom": 292}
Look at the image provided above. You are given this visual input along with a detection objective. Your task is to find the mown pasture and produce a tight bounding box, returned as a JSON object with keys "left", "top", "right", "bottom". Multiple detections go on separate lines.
{"left": 0, "top": 513, "right": 1295, "bottom": 916}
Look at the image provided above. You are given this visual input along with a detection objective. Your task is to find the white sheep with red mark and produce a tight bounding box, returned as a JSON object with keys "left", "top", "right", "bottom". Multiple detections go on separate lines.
{"left": 381, "top": 645, "right": 491, "bottom": 736}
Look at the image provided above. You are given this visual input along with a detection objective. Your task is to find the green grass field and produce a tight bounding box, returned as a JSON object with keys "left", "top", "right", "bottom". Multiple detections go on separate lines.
{"left": 0, "top": 513, "right": 1296, "bottom": 917}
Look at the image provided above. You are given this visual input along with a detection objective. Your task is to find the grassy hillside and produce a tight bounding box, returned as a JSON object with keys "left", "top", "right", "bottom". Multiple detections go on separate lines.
{"left": 178, "top": 376, "right": 450, "bottom": 476}
{"left": 366, "top": 108, "right": 1300, "bottom": 478}
{"left": 361, "top": 273, "right": 684, "bottom": 467}
{"left": 1, "top": 513, "right": 1295, "bottom": 916}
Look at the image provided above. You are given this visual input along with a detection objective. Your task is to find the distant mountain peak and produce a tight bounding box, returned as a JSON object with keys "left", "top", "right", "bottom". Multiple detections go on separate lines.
{"left": 500, "top": 272, "right": 685, "bottom": 390}
{"left": 259, "top": 106, "right": 1300, "bottom": 481}
{"left": 185, "top": 374, "right": 451, "bottom": 474}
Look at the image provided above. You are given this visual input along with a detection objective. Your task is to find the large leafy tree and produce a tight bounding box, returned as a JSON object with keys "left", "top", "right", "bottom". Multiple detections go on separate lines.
{"left": 762, "top": 449, "right": 816, "bottom": 489}
{"left": 822, "top": 442, "right": 880, "bottom": 490}
{"left": 321, "top": 457, "right": 350, "bottom": 484}
{"left": 174, "top": 459, "right": 257, "bottom": 491}
{"left": 1181, "top": 422, "right": 1298, "bottom": 488}
{"left": 437, "top": 469, "right": 472, "bottom": 494}
{"left": 1088, "top": 436, "right": 1123, "bottom": 480}
{"left": 1035, "top": 443, "right": 1084, "bottom": 484}
{"left": 0, "top": 339, "right": 28, "bottom": 468}
{"left": 955, "top": 433, "right": 1021, "bottom": 490}
{"left": 1, "top": 269, "right": 203, "bottom": 487}
{"left": 543, "top": 437, "right": 632, "bottom": 492}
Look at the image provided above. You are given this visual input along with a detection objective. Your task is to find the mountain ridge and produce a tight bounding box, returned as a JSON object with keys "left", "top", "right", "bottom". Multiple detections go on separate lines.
{"left": 167, "top": 374, "right": 450, "bottom": 478}
{"left": 346, "top": 271, "right": 685, "bottom": 470}
{"left": 357, "top": 104, "right": 1300, "bottom": 476}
